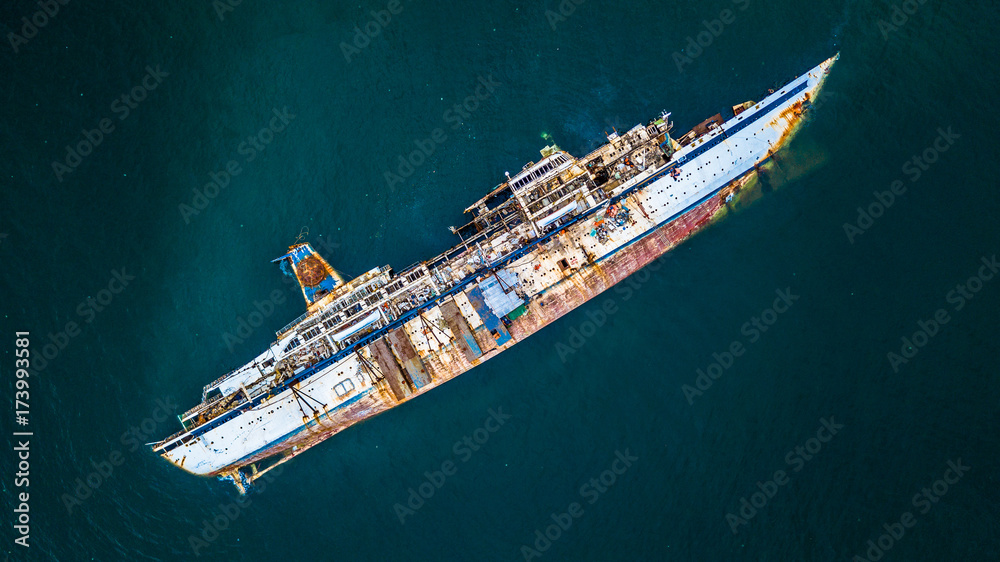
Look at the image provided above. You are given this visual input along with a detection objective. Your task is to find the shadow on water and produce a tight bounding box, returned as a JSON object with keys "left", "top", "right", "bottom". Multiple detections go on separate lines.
{"left": 717, "top": 132, "right": 832, "bottom": 221}
{"left": 757, "top": 161, "right": 776, "bottom": 194}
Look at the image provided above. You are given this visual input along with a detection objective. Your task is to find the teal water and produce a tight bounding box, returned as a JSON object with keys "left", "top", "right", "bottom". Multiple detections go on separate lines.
{"left": 2, "top": 0, "right": 999, "bottom": 560}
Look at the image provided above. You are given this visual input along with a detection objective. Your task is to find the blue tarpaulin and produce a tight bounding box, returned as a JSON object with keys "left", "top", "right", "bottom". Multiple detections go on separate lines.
{"left": 477, "top": 269, "right": 523, "bottom": 318}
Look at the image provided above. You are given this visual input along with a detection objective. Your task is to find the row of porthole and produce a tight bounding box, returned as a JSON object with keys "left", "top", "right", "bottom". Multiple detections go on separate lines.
{"left": 210, "top": 401, "right": 296, "bottom": 444}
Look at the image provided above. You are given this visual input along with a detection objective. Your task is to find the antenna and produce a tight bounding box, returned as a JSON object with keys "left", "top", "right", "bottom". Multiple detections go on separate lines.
{"left": 294, "top": 226, "right": 309, "bottom": 244}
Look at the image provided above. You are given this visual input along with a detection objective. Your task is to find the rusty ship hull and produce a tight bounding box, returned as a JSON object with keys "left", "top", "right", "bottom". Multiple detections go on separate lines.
{"left": 153, "top": 55, "right": 839, "bottom": 491}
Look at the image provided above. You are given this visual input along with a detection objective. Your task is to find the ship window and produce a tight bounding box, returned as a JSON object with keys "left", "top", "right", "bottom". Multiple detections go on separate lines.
{"left": 334, "top": 379, "right": 355, "bottom": 398}
{"left": 283, "top": 338, "right": 301, "bottom": 353}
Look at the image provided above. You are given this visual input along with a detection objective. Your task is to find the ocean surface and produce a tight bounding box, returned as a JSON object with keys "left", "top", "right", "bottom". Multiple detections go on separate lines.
{"left": 1, "top": 0, "right": 998, "bottom": 560}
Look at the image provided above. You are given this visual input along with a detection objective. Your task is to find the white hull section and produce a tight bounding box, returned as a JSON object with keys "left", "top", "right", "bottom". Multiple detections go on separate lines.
{"left": 163, "top": 354, "right": 371, "bottom": 475}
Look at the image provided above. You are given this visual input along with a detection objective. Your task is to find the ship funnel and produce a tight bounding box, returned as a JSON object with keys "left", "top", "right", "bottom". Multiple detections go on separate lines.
{"left": 272, "top": 243, "right": 345, "bottom": 310}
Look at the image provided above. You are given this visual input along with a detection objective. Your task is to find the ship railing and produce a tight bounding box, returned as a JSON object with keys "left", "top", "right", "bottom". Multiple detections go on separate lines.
{"left": 203, "top": 363, "right": 252, "bottom": 394}
{"left": 276, "top": 311, "right": 310, "bottom": 337}
{"left": 181, "top": 398, "right": 219, "bottom": 420}
{"left": 419, "top": 209, "right": 519, "bottom": 274}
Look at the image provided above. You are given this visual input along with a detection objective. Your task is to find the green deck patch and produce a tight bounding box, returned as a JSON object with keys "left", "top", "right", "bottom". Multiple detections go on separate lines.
{"left": 506, "top": 304, "right": 528, "bottom": 321}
